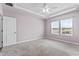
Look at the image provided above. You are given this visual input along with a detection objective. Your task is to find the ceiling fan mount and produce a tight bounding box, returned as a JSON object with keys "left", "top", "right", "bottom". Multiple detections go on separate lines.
{"left": 5, "top": 3, "right": 13, "bottom": 7}
{"left": 42, "top": 3, "right": 57, "bottom": 14}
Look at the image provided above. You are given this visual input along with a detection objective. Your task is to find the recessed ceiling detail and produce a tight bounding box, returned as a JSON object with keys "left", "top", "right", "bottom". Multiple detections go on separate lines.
{"left": 3, "top": 3, "right": 79, "bottom": 18}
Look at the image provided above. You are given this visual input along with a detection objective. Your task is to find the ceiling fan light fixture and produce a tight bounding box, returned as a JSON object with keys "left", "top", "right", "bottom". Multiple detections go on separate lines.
{"left": 42, "top": 3, "right": 50, "bottom": 14}
{"left": 43, "top": 8, "right": 46, "bottom": 13}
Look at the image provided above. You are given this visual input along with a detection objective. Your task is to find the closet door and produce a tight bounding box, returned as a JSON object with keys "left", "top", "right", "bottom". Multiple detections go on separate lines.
{"left": 3, "top": 16, "right": 16, "bottom": 47}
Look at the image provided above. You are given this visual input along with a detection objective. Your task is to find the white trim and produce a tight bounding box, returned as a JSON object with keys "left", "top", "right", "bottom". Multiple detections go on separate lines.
{"left": 13, "top": 4, "right": 77, "bottom": 18}
{"left": 3, "top": 36, "right": 42, "bottom": 47}
{"left": 3, "top": 42, "right": 16, "bottom": 47}
{"left": 16, "top": 38, "right": 41, "bottom": 45}
{"left": 16, "top": 36, "right": 43, "bottom": 45}
{"left": 49, "top": 7, "right": 77, "bottom": 18}
{"left": 48, "top": 37, "right": 79, "bottom": 46}
{"left": 14, "top": 5, "right": 45, "bottom": 18}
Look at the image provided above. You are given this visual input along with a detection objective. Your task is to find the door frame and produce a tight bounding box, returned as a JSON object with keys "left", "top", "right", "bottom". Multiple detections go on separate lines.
{"left": 3, "top": 16, "right": 16, "bottom": 47}
{"left": 0, "top": 15, "right": 3, "bottom": 48}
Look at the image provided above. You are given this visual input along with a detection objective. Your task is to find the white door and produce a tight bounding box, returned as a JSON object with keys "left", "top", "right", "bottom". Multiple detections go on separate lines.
{"left": 3, "top": 16, "right": 16, "bottom": 47}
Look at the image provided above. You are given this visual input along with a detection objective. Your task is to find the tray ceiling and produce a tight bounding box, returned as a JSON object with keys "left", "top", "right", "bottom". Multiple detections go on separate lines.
{"left": 3, "top": 3, "right": 79, "bottom": 18}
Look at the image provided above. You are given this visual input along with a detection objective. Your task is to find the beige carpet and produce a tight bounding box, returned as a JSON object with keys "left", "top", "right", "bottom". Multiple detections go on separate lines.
{"left": 0, "top": 39, "right": 79, "bottom": 56}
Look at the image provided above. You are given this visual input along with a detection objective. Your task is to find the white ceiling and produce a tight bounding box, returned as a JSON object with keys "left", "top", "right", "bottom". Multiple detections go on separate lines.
{"left": 3, "top": 3, "right": 79, "bottom": 18}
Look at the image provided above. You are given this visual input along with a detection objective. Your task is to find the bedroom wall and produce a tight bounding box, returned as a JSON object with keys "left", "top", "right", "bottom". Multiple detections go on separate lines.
{"left": 16, "top": 14, "right": 44, "bottom": 42}
{"left": 45, "top": 10, "right": 79, "bottom": 44}
{"left": 3, "top": 6, "right": 44, "bottom": 43}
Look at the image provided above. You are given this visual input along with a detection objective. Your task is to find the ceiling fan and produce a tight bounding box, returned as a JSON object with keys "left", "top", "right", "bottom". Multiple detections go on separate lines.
{"left": 41, "top": 3, "right": 58, "bottom": 14}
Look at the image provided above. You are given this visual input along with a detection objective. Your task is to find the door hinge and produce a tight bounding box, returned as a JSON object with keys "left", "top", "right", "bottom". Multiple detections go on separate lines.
{"left": 1, "top": 41, "right": 3, "bottom": 43}
{"left": 1, "top": 18, "right": 3, "bottom": 21}
{"left": 1, "top": 29, "right": 3, "bottom": 32}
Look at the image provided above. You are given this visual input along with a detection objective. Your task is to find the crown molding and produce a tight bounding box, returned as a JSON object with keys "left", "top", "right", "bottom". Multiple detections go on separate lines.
{"left": 13, "top": 4, "right": 79, "bottom": 19}
{"left": 48, "top": 6, "right": 77, "bottom": 18}
{"left": 14, "top": 4, "right": 45, "bottom": 18}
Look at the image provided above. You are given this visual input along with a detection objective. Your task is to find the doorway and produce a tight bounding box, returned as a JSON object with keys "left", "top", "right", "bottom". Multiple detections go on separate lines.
{"left": 3, "top": 16, "right": 16, "bottom": 47}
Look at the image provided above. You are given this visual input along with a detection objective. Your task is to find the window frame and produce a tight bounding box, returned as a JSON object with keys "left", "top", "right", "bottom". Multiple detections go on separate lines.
{"left": 50, "top": 18, "right": 73, "bottom": 37}
{"left": 60, "top": 18, "right": 73, "bottom": 36}
{"left": 50, "top": 20, "right": 60, "bottom": 35}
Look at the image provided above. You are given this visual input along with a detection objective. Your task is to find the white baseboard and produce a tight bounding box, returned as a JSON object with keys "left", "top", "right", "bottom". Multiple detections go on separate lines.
{"left": 16, "top": 38, "right": 41, "bottom": 45}
{"left": 3, "top": 42, "right": 16, "bottom": 47}
{"left": 47, "top": 37, "right": 79, "bottom": 46}
{"left": 3, "top": 36, "right": 43, "bottom": 47}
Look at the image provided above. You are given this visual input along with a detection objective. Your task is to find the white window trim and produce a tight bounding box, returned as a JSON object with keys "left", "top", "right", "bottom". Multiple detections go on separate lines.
{"left": 50, "top": 18, "right": 73, "bottom": 37}
{"left": 50, "top": 20, "right": 60, "bottom": 35}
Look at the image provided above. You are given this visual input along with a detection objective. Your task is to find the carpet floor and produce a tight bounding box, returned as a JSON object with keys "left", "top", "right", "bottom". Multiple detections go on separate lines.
{"left": 0, "top": 39, "right": 79, "bottom": 56}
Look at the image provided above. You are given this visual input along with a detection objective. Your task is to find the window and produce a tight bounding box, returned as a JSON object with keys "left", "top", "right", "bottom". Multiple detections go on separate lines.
{"left": 61, "top": 18, "right": 72, "bottom": 36}
{"left": 50, "top": 18, "right": 73, "bottom": 36}
{"left": 51, "top": 21, "right": 59, "bottom": 35}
